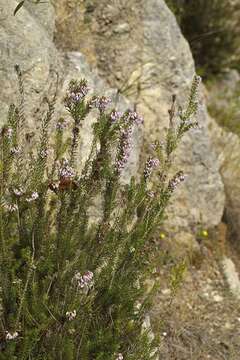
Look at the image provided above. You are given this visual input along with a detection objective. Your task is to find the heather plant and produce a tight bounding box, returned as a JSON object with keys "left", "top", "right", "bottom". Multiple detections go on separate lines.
{"left": 0, "top": 67, "right": 201, "bottom": 360}
{"left": 166, "top": 0, "right": 240, "bottom": 78}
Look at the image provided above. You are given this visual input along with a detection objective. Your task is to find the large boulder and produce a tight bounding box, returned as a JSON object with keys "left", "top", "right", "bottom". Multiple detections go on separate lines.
{"left": 206, "top": 70, "right": 240, "bottom": 244}
{"left": 0, "top": 0, "right": 62, "bottom": 125}
{"left": 0, "top": 0, "right": 226, "bottom": 241}
{"left": 0, "top": 0, "right": 137, "bottom": 180}
{"left": 208, "top": 118, "right": 240, "bottom": 244}
{"left": 54, "top": 0, "right": 225, "bottom": 237}
{"left": 59, "top": 51, "right": 140, "bottom": 182}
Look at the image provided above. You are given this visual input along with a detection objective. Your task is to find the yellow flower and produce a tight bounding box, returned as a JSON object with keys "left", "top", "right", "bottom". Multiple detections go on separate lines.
{"left": 202, "top": 230, "right": 208, "bottom": 237}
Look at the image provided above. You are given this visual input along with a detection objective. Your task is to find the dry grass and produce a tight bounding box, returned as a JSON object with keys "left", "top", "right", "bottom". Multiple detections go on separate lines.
{"left": 151, "top": 225, "right": 240, "bottom": 359}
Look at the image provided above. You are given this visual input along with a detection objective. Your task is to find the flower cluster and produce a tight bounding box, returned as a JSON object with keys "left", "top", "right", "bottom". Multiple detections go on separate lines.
{"left": 110, "top": 110, "right": 123, "bottom": 123}
{"left": 3, "top": 203, "right": 18, "bottom": 212}
{"left": 40, "top": 149, "right": 49, "bottom": 159}
{"left": 88, "top": 96, "right": 111, "bottom": 112}
{"left": 10, "top": 146, "right": 20, "bottom": 156}
{"left": 144, "top": 157, "right": 160, "bottom": 180}
{"left": 56, "top": 118, "right": 68, "bottom": 131}
{"left": 64, "top": 79, "right": 89, "bottom": 109}
{"left": 59, "top": 159, "right": 75, "bottom": 180}
{"left": 13, "top": 187, "right": 24, "bottom": 197}
{"left": 116, "top": 353, "right": 123, "bottom": 360}
{"left": 167, "top": 171, "right": 185, "bottom": 192}
{"left": 115, "top": 125, "right": 133, "bottom": 174}
{"left": 26, "top": 192, "right": 39, "bottom": 203}
{"left": 72, "top": 271, "right": 94, "bottom": 291}
{"left": 66, "top": 310, "right": 77, "bottom": 321}
{"left": 127, "top": 111, "right": 144, "bottom": 126}
{"left": 115, "top": 110, "right": 144, "bottom": 174}
{"left": 5, "top": 331, "right": 18, "bottom": 340}
{"left": 5, "top": 127, "right": 13, "bottom": 139}
{"left": 147, "top": 190, "right": 155, "bottom": 198}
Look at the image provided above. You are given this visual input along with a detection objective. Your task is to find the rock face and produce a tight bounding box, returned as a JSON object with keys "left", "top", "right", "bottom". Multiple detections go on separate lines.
{"left": 0, "top": 0, "right": 226, "bottom": 241}
{"left": 206, "top": 70, "right": 240, "bottom": 245}
{"left": 59, "top": 52, "right": 141, "bottom": 183}
{"left": 54, "top": 0, "right": 225, "bottom": 237}
{"left": 0, "top": 0, "right": 138, "bottom": 179}
{"left": 0, "top": 0, "right": 62, "bottom": 124}
{"left": 208, "top": 118, "right": 240, "bottom": 244}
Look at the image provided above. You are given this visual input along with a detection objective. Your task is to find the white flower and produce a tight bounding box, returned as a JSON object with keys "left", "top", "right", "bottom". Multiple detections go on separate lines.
{"left": 72, "top": 271, "right": 94, "bottom": 291}
{"left": 116, "top": 353, "right": 123, "bottom": 360}
{"left": 10, "top": 146, "right": 20, "bottom": 155}
{"left": 3, "top": 203, "right": 18, "bottom": 212}
{"left": 26, "top": 192, "right": 39, "bottom": 202}
{"left": 40, "top": 149, "right": 49, "bottom": 159}
{"left": 59, "top": 159, "right": 75, "bottom": 180}
{"left": 6, "top": 331, "right": 18, "bottom": 340}
{"left": 56, "top": 119, "right": 68, "bottom": 130}
{"left": 13, "top": 187, "right": 24, "bottom": 197}
{"left": 6, "top": 127, "right": 13, "bottom": 139}
{"left": 66, "top": 310, "right": 77, "bottom": 321}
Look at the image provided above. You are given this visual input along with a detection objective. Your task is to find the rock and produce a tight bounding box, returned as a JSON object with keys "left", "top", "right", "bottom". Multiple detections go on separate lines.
{"left": 0, "top": 1, "right": 138, "bottom": 184}
{"left": 0, "top": 0, "right": 62, "bottom": 127}
{"left": 53, "top": 0, "right": 97, "bottom": 65}
{"left": 56, "top": 0, "right": 225, "bottom": 239}
{"left": 206, "top": 71, "right": 240, "bottom": 244}
{"left": 54, "top": 0, "right": 225, "bottom": 237}
{"left": 23, "top": 1, "right": 56, "bottom": 37}
{"left": 1, "top": 0, "right": 226, "bottom": 241}
{"left": 222, "top": 257, "right": 240, "bottom": 299}
{"left": 208, "top": 117, "right": 240, "bottom": 244}
{"left": 162, "top": 231, "right": 201, "bottom": 262}
{"left": 217, "top": 69, "right": 240, "bottom": 93}
{"left": 59, "top": 51, "right": 140, "bottom": 183}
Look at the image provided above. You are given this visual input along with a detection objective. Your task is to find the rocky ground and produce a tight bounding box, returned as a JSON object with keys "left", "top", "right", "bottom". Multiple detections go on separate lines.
{"left": 151, "top": 224, "right": 240, "bottom": 359}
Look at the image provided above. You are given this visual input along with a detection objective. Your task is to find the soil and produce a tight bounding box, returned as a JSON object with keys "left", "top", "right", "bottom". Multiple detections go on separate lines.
{"left": 151, "top": 224, "right": 240, "bottom": 360}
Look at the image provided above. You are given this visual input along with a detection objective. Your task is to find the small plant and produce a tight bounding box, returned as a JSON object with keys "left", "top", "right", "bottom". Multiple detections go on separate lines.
{"left": 166, "top": 0, "right": 240, "bottom": 78}
{"left": 0, "top": 67, "right": 200, "bottom": 359}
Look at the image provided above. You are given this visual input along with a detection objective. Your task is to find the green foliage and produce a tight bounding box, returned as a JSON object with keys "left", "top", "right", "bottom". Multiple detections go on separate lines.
{"left": 170, "top": 260, "right": 186, "bottom": 297}
{"left": 0, "top": 69, "right": 200, "bottom": 359}
{"left": 166, "top": 0, "right": 240, "bottom": 78}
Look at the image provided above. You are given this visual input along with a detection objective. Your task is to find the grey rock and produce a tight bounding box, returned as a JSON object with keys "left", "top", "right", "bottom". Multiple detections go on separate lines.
{"left": 208, "top": 117, "right": 240, "bottom": 243}
{"left": 206, "top": 71, "right": 240, "bottom": 242}
{"left": 23, "top": 1, "right": 56, "bottom": 37}
{"left": 59, "top": 0, "right": 225, "bottom": 235}
{"left": 0, "top": 0, "right": 62, "bottom": 128}
{"left": 0, "top": 1, "right": 138, "bottom": 184}
{"left": 222, "top": 257, "right": 240, "bottom": 299}
{"left": 59, "top": 51, "right": 140, "bottom": 183}
{"left": 1, "top": 0, "right": 226, "bottom": 242}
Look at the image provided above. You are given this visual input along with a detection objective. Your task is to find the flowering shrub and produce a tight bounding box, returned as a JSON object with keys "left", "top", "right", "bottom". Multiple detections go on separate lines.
{"left": 0, "top": 67, "right": 200, "bottom": 359}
